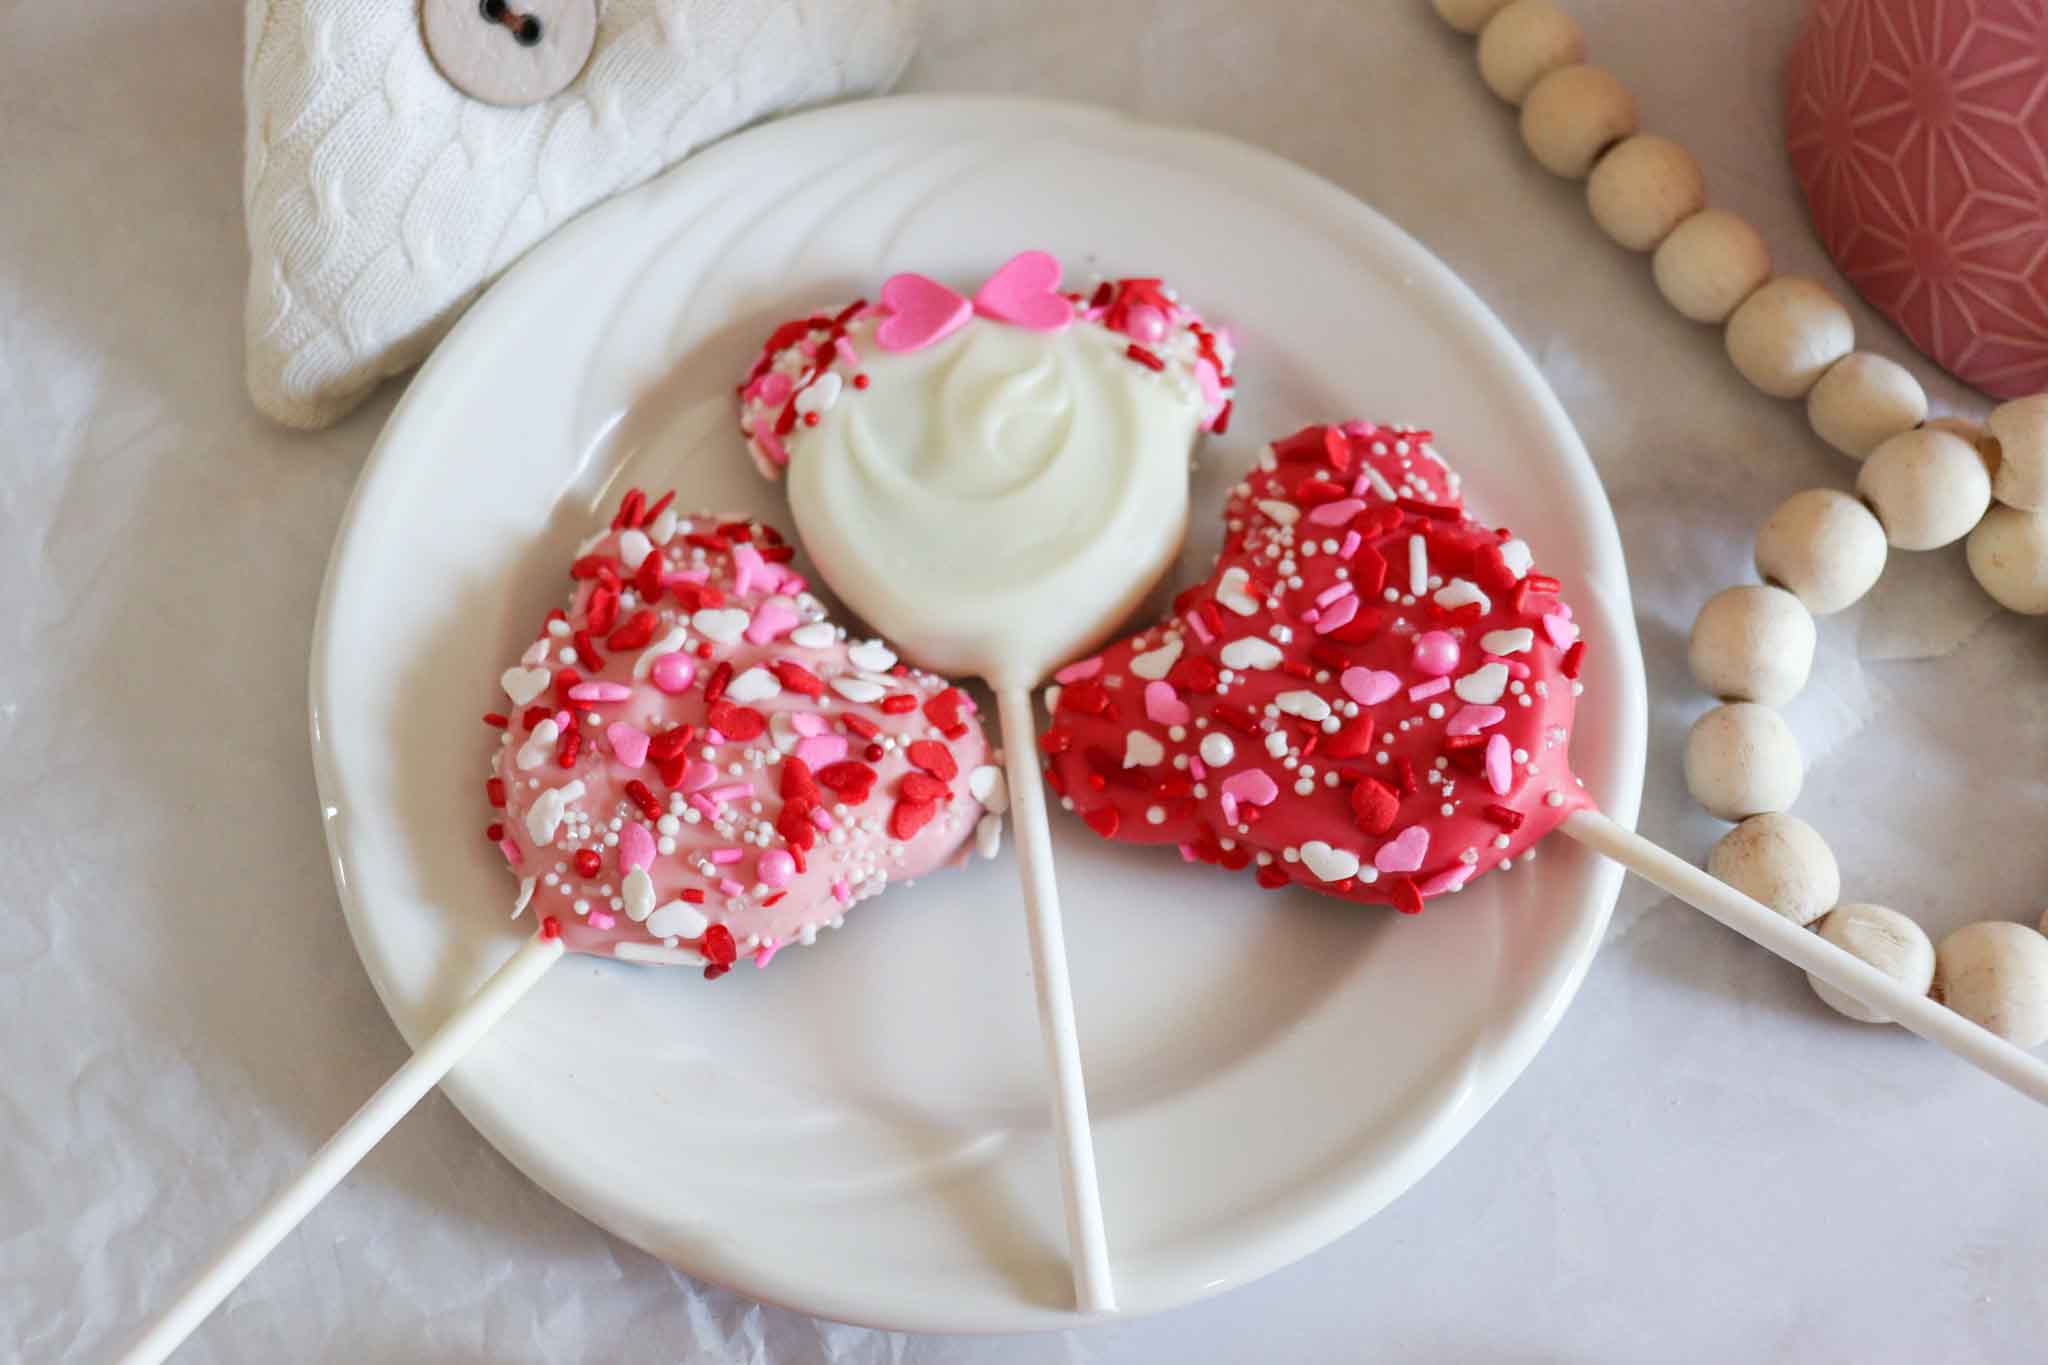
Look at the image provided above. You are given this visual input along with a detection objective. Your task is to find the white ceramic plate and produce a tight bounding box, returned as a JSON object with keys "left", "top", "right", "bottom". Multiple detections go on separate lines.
{"left": 311, "top": 95, "right": 1646, "bottom": 1333}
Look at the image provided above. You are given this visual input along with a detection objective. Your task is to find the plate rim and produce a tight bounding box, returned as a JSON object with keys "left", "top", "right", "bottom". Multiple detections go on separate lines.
{"left": 308, "top": 92, "right": 1648, "bottom": 1333}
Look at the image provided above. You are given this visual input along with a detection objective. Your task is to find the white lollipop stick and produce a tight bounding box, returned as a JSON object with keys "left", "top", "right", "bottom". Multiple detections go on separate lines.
{"left": 117, "top": 927, "right": 566, "bottom": 1365}
{"left": 997, "top": 685, "right": 1115, "bottom": 1314}
{"left": 1563, "top": 811, "right": 2048, "bottom": 1106}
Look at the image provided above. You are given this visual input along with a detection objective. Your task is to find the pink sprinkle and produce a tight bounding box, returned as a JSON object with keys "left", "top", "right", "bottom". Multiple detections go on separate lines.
{"left": 730, "top": 544, "right": 771, "bottom": 595}
{"left": 834, "top": 336, "right": 860, "bottom": 368}
{"left": 1186, "top": 611, "right": 1215, "bottom": 645}
{"left": 1342, "top": 419, "right": 1379, "bottom": 438}
{"left": 1144, "top": 681, "right": 1191, "bottom": 726}
{"left": 795, "top": 734, "right": 849, "bottom": 768}
{"left": 689, "top": 795, "right": 720, "bottom": 820}
{"left": 706, "top": 783, "right": 752, "bottom": 805}
{"left": 719, "top": 878, "right": 745, "bottom": 898}
{"left": 1543, "top": 612, "right": 1580, "bottom": 650}
{"left": 1485, "top": 733, "right": 1514, "bottom": 796}
{"left": 810, "top": 807, "right": 834, "bottom": 830}
{"left": 832, "top": 879, "right": 851, "bottom": 905}
{"left": 650, "top": 652, "right": 695, "bottom": 694}
{"left": 1189, "top": 757, "right": 1207, "bottom": 781}
{"left": 1054, "top": 657, "right": 1104, "bottom": 685}
{"left": 746, "top": 370, "right": 793, "bottom": 406}
{"left": 498, "top": 838, "right": 523, "bottom": 867}
{"left": 567, "top": 680, "right": 631, "bottom": 703}
{"left": 1418, "top": 866, "right": 1472, "bottom": 897}
{"left": 1408, "top": 677, "right": 1450, "bottom": 701}
{"left": 757, "top": 849, "right": 796, "bottom": 889}
{"left": 1315, "top": 582, "right": 1354, "bottom": 607}
{"left": 1301, "top": 608, "right": 1320, "bottom": 626}
{"left": 745, "top": 600, "right": 800, "bottom": 645}
{"left": 1373, "top": 825, "right": 1429, "bottom": 874}
{"left": 1487, "top": 656, "right": 1533, "bottom": 680}
{"left": 1341, "top": 667, "right": 1401, "bottom": 706}
{"left": 754, "top": 939, "right": 782, "bottom": 968}
{"left": 1350, "top": 474, "right": 1370, "bottom": 498}
{"left": 680, "top": 761, "right": 719, "bottom": 792}
{"left": 1193, "top": 356, "right": 1224, "bottom": 417}
{"left": 790, "top": 711, "right": 828, "bottom": 738}
{"left": 606, "top": 722, "right": 650, "bottom": 768}
{"left": 1339, "top": 530, "right": 1362, "bottom": 559}
{"left": 776, "top": 569, "right": 807, "bottom": 595}
{"left": 663, "top": 568, "right": 709, "bottom": 586}
{"left": 704, "top": 729, "right": 727, "bottom": 746}
{"left": 756, "top": 428, "right": 788, "bottom": 467}
{"left": 1313, "top": 595, "right": 1360, "bottom": 635}
{"left": 1220, "top": 793, "right": 1239, "bottom": 825}
{"left": 958, "top": 692, "right": 978, "bottom": 715}
{"left": 1221, "top": 770, "right": 1280, "bottom": 807}
{"left": 1178, "top": 843, "right": 1198, "bottom": 863}
{"left": 710, "top": 847, "right": 744, "bottom": 865}
{"left": 618, "top": 823, "right": 656, "bottom": 874}
{"left": 588, "top": 909, "right": 618, "bottom": 929}
{"left": 1446, "top": 704, "right": 1507, "bottom": 736}
{"left": 1308, "top": 497, "right": 1366, "bottom": 526}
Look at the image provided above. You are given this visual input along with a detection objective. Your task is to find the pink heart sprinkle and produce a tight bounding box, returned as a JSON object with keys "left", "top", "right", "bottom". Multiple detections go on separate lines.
{"left": 1373, "top": 825, "right": 1430, "bottom": 874}
{"left": 680, "top": 760, "right": 719, "bottom": 793}
{"left": 1221, "top": 770, "right": 1280, "bottom": 807}
{"left": 1485, "top": 733, "right": 1514, "bottom": 796}
{"left": 1445, "top": 705, "right": 1506, "bottom": 737}
{"left": 1054, "top": 656, "right": 1104, "bottom": 685}
{"left": 795, "top": 734, "right": 848, "bottom": 769}
{"left": 1307, "top": 498, "right": 1366, "bottom": 526}
{"left": 745, "top": 600, "right": 799, "bottom": 645}
{"left": 757, "top": 848, "right": 796, "bottom": 890}
{"left": 971, "top": 250, "right": 1074, "bottom": 332}
{"left": 1341, "top": 667, "right": 1400, "bottom": 706}
{"left": 650, "top": 652, "right": 694, "bottom": 694}
{"left": 1143, "top": 681, "right": 1191, "bottom": 726}
{"left": 1313, "top": 595, "right": 1360, "bottom": 635}
{"left": 606, "top": 722, "right": 651, "bottom": 768}
{"left": 1543, "top": 612, "right": 1580, "bottom": 651}
{"left": 876, "top": 272, "right": 972, "bottom": 353}
{"left": 618, "top": 823, "right": 656, "bottom": 875}
{"left": 1418, "top": 866, "right": 1472, "bottom": 897}
{"left": 790, "top": 711, "right": 828, "bottom": 738}
{"left": 730, "top": 544, "right": 771, "bottom": 595}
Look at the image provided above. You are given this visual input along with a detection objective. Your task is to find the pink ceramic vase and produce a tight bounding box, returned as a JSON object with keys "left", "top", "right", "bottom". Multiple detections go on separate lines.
{"left": 1785, "top": 0, "right": 2048, "bottom": 398}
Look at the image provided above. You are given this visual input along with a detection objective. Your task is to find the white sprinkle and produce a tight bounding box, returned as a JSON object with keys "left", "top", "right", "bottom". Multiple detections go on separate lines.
{"left": 831, "top": 676, "right": 886, "bottom": 704}
{"left": 847, "top": 639, "right": 897, "bottom": 672}
{"left": 646, "top": 900, "right": 709, "bottom": 939}
{"left": 789, "top": 621, "right": 836, "bottom": 649}
{"left": 1274, "top": 690, "right": 1332, "bottom": 721}
{"left": 1124, "top": 731, "right": 1166, "bottom": 768}
{"left": 1480, "top": 627, "right": 1535, "bottom": 655}
{"left": 968, "top": 765, "right": 1009, "bottom": 814}
{"left": 1220, "top": 637, "right": 1283, "bottom": 670}
{"left": 1408, "top": 535, "right": 1428, "bottom": 596}
{"left": 724, "top": 666, "right": 781, "bottom": 703}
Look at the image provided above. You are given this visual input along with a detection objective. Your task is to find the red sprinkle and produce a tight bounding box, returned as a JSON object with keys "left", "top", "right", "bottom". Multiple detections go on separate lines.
{"left": 1388, "top": 877, "right": 1424, "bottom": 915}
{"left": 706, "top": 700, "right": 764, "bottom": 741}
{"left": 613, "top": 488, "right": 644, "bottom": 531}
{"left": 816, "top": 760, "right": 878, "bottom": 803}
{"left": 899, "top": 771, "right": 949, "bottom": 803}
{"left": 484, "top": 822, "right": 504, "bottom": 843}
{"left": 880, "top": 693, "right": 917, "bottom": 715}
{"left": 587, "top": 586, "right": 620, "bottom": 635}
{"left": 642, "top": 489, "right": 675, "bottom": 525}
{"left": 1083, "top": 806, "right": 1121, "bottom": 839}
{"left": 853, "top": 373, "right": 870, "bottom": 389}
{"left": 574, "top": 848, "right": 602, "bottom": 879}
{"left": 624, "top": 780, "right": 662, "bottom": 820}
{"left": 679, "top": 888, "right": 705, "bottom": 903}
{"left": 841, "top": 712, "right": 881, "bottom": 741}
{"left": 781, "top": 757, "right": 820, "bottom": 803}
{"left": 648, "top": 724, "right": 696, "bottom": 762}
{"left": 540, "top": 916, "right": 562, "bottom": 941}
{"left": 633, "top": 550, "right": 665, "bottom": 603}
{"left": 1124, "top": 343, "right": 1165, "bottom": 371}
{"left": 1350, "top": 776, "right": 1400, "bottom": 834}
{"left": 772, "top": 660, "right": 824, "bottom": 698}
{"left": 1561, "top": 640, "right": 1586, "bottom": 678}
{"left": 890, "top": 798, "right": 939, "bottom": 840}
{"left": 906, "top": 739, "right": 959, "bottom": 781}
{"left": 1213, "top": 399, "right": 1233, "bottom": 434}
{"left": 486, "top": 778, "right": 506, "bottom": 808}
{"left": 1394, "top": 755, "right": 1418, "bottom": 797}
{"left": 703, "top": 660, "right": 734, "bottom": 706}
{"left": 1398, "top": 496, "right": 1458, "bottom": 520}
{"left": 701, "top": 923, "right": 737, "bottom": 967}
{"left": 521, "top": 705, "right": 551, "bottom": 732}
{"left": 556, "top": 726, "right": 581, "bottom": 768}
{"left": 483, "top": 712, "right": 509, "bottom": 729}
{"left": 703, "top": 964, "right": 731, "bottom": 981}
{"left": 571, "top": 631, "right": 605, "bottom": 671}
{"left": 1255, "top": 863, "right": 1292, "bottom": 890}
{"left": 606, "top": 610, "right": 658, "bottom": 652}
{"left": 1483, "top": 804, "right": 1526, "bottom": 831}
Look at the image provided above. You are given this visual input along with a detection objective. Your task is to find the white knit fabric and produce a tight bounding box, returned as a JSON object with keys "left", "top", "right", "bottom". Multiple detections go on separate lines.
{"left": 242, "top": 0, "right": 917, "bottom": 428}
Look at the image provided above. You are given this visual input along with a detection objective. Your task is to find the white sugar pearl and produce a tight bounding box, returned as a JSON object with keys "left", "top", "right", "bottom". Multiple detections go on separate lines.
{"left": 1684, "top": 703, "right": 1802, "bottom": 821}
{"left": 1688, "top": 585, "right": 1815, "bottom": 704}
{"left": 1934, "top": 921, "right": 2048, "bottom": 1048}
{"left": 1754, "top": 488, "right": 1887, "bottom": 615}
{"left": 1652, "top": 209, "right": 1771, "bottom": 324}
{"left": 1708, "top": 813, "right": 1838, "bottom": 927}
{"left": 1433, "top": 0, "right": 1515, "bottom": 31}
{"left": 1477, "top": 0, "right": 1584, "bottom": 104}
{"left": 1855, "top": 427, "right": 1991, "bottom": 550}
{"left": 1586, "top": 134, "right": 1705, "bottom": 252}
{"left": 1809, "top": 904, "right": 1935, "bottom": 1023}
{"left": 1725, "top": 277, "right": 1855, "bottom": 399}
{"left": 1805, "top": 352, "right": 1927, "bottom": 459}
{"left": 1988, "top": 394, "right": 2048, "bottom": 511}
{"left": 1519, "top": 64, "right": 1637, "bottom": 178}
{"left": 1967, "top": 504, "right": 2048, "bottom": 614}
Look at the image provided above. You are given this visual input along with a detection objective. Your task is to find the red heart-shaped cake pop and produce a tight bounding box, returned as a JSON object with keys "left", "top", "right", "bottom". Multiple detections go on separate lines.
{"left": 1040, "top": 422, "right": 1592, "bottom": 912}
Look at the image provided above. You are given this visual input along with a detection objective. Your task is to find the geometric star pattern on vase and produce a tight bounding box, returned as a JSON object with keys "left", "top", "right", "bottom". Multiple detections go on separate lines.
{"left": 1786, "top": 0, "right": 2048, "bottom": 398}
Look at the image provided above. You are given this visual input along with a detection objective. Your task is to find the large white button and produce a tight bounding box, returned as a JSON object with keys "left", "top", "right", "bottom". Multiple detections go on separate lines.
{"left": 422, "top": 0, "right": 598, "bottom": 108}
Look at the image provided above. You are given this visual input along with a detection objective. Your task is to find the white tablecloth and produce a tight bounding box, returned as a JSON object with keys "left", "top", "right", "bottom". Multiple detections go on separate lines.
{"left": 8, "top": 3, "right": 2046, "bottom": 1361}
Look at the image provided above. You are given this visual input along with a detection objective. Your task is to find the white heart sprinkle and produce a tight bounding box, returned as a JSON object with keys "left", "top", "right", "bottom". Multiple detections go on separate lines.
{"left": 1129, "top": 637, "right": 1184, "bottom": 680}
{"left": 1275, "top": 690, "right": 1332, "bottom": 721}
{"left": 768, "top": 710, "right": 802, "bottom": 753}
{"left": 1216, "top": 566, "right": 1262, "bottom": 616}
{"left": 516, "top": 718, "right": 559, "bottom": 771}
{"left": 1300, "top": 840, "right": 1362, "bottom": 882}
{"left": 523, "top": 637, "right": 553, "bottom": 663}
{"left": 633, "top": 624, "right": 689, "bottom": 679}
{"left": 692, "top": 608, "right": 749, "bottom": 643}
{"left": 724, "top": 666, "right": 781, "bottom": 703}
{"left": 1434, "top": 578, "right": 1491, "bottom": 613}
{"left": 1219, "top": 636, "right": 1282, "bottom": 670}
{"left": 831, "top": 676, "right": 885, "bottom": 704}
{"left": 968, "top": 765, "right": 1009, "bottom": 814}
{"left": 1479, "top": 628, "right": 1534, "bottom": 656}
{"left": 1255, "top": 498, "right": 1300, "bottom": 526}
{"left": 646, "top": 900, "right": 709, "bottom": 939}
{"left": 1499, "top": 539, "right": 1533, "bottom": 579}
{"left": 1200, "top": 732, "right": 1236, "bottom": 767}
{"left": 789, "top": 621, "right": 836, "bottom": 649}
{"left": 622, "top": 868, "right": 657, "bottom": 922}
{"left": 617, "top": 528, "right": 653, "bottom": 569}
{"left": 500, "top": 666, "right": 551, "bottom": 706}
{"left": 847, "top": 639, "right": 898, "bottom": 672}
{"left": 648, "top": 506, "right": 678, "bottom": 546}
{"left": 1124, "top": 731, "right": 1166, "bottom": 767}
{"left": 1265, "top": 730, "right": 1290, "bottom": 758}
{"left": 793, "top": 370, "right": 843, "bottom": 416}
{"left": 1454, "top": 662, "right": 1510, "bottom": 705}
{"left": 524, "top": 787, "right": 568, "bottom": 846}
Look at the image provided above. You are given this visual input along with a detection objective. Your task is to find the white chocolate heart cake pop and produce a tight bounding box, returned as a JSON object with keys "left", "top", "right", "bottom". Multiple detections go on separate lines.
{"left": 1039, "top": 422, "right": 1593, "bottom": 913}
{"left": 737, "top": 251, "right": 1234, "bottom": 686}
{"left": 483, "top": 490, "right": 998, "bottom": 977}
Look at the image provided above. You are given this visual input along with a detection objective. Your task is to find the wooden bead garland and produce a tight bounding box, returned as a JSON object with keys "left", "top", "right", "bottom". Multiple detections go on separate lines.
{"left": 1434, "top": 0, "right": 2048, "bottom": 1044}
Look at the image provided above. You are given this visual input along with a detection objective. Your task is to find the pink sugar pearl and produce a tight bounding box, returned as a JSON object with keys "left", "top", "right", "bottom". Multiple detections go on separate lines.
{"left": 1411, "top": 630, "right": 1461, "bottom": 677}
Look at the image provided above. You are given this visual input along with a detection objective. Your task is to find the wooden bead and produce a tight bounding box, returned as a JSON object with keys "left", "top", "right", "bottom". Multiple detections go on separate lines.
{"left": 1708, "top": 813, "right": 1839, "bottom": 927}
{"left": 1684, "top": 702, "right": 1802, "bottom": 822}
{"left": 1988, "top": 394, "right": 2048, "bottom": 511}
{"left": 1688, "top": 585, "right": 1815, "bottom": 704}
{"left": 1520, "top": 65, "right": 1637, "bottom": 178}
{"left": 1754, "top": 488, "right": 1887, "bottom": 615}
{"left": 1651, "top": 209, "right": 1771, "bottom": 324}
{"left": 1725, "top": 277, "right": 1855, "bottom": 399}
{"left": 1855, "top": 427, "right": 1992, "bottom": 551}
{"left": 1934, "top": 921, "right": 2048, "bottom": 1048}
{"left": 1805, "top": 352, "right": 1928, "bottom": 459}
{"left": 1586, "top": 134, "right": 1705, "bottom": 252}
{"left": 1432, "top": 0, "right": 1516, "bottom": 33}
{"left": 1477, "top": 0, "right": 1584, "bottom": 105}
{"left": 1966, "top": 504, "right": 2048, "bottom": 614}
{"left": 1809, "top": 904, "right": 1935, "bottom": 1024}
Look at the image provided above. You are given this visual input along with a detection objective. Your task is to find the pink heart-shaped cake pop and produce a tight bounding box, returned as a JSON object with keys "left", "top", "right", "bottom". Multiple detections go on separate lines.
{"left": 1038, "top": 422, "right": 1591, "bottom": 914}
{"left": 483, "top": 491, "right": 1000, "bottom": 976}
{"left": 972, "top": 249, "right": 1075, "bottom": 332}
{"left": 874, "top": 272, "right": 971, "bottom": 354}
